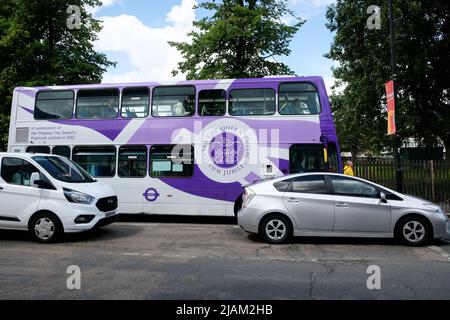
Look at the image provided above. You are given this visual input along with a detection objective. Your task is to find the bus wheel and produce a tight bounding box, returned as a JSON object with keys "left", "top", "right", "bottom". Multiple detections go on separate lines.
{"left": 234, "top": 195, "right": 243, "bottom": 217}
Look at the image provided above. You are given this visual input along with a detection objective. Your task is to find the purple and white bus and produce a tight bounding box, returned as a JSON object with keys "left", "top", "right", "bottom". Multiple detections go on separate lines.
{"left": 7, "top": 76, "right": 341, "bottom": 216}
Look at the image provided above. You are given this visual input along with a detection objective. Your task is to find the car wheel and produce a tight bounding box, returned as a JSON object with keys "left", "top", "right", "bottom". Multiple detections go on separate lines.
{"left": 260, "top": 215, "right": 292, "bottom": 244}
{"left": 395, "top": 216, "right": 431, "bottom": 246}
{"left": 29, "top": 213, "right": 63, "bottom": 243}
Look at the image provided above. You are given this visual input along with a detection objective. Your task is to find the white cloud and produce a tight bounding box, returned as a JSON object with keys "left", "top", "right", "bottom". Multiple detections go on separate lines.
{"left": 166, "top": 0, "right": 196, "bottom": 28}
{"left": 94, "top": 0, "right": 197, "bottom": 83}
{"left": 86, "top": 0, "right": 122, "bottom": 15}
{"left": 323, "top": 75, "right": 335, "bottom": 94}
{"left": 289, "top": 0, "right": 335, "bottom": 7}
{"left": 288, "top": 0, "right": 336, "bottom": 19}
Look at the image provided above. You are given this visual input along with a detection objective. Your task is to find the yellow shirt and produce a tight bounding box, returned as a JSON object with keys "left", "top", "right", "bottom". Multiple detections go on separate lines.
{"left": 343, "top": 165, "right": 354, "bottom": 176}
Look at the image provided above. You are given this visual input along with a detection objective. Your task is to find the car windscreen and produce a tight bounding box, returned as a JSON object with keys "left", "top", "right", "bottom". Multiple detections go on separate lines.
{"left": 32, "top": 156, "right": 96, "bottom": 183}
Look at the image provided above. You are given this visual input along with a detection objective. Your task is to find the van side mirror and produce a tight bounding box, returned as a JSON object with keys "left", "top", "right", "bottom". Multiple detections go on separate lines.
{"left": 380, "top": 192, "right": 387, "bottom": 203}
{"left": 30, "top": 172, "right": 55, "bottom": 189}
{"left": 30, "top": 172, "right": 40, "bottom": 188}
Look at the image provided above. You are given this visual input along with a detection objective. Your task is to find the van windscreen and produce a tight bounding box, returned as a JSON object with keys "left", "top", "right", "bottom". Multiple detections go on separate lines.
{"left": 32, "top": 156, "right": 96, "bottom": 183}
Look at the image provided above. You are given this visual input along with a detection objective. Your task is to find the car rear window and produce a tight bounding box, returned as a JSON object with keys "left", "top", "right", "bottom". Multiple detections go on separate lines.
{"left": 274, "top": 180, "right": 291, "bottom": 192}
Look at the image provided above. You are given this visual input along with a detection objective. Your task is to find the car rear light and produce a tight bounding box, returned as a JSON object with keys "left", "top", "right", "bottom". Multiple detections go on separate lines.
{"left": 242, "top": 188, "right": 255, "bottom": 208}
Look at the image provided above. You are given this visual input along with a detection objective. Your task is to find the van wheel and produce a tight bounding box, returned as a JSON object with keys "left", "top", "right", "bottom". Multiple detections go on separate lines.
{"left": 29, "top": 213, "right": 63, "bottom": 243}
{"left": 395, "top": 216, "right": 431, "bottom": 246}
{"left": 260, "top": 215, "right": 292, "bottom": 244}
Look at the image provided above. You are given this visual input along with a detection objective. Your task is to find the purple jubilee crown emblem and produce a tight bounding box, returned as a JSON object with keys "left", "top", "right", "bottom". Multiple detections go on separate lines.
{"left": 209, "top": 132, "right": 244, "bottom": 168}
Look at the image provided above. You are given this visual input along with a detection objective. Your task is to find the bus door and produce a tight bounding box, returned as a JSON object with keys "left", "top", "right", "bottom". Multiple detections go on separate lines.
{"left": 326, "top": 142, "right": 340, "bottom": 173}
{"left": 289, "top": 144, "right": 326, "bottom": 173}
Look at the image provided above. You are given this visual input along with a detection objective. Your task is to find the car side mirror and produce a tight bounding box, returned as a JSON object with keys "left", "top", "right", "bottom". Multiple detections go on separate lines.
{"left": 30, "top": 172, "right": 40, "bottom": 188}
{"left": 380, "top": 192, "right": 387, "bottom": 203}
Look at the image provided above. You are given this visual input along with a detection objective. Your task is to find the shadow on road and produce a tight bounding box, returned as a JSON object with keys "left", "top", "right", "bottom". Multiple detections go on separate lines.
{"left": 63, "top": 224, "right": 144, "bottom": 243}
{"left": 0, "top": 229, "right": 29, "bottom": 242}
{"left": 247, "top": 233, "right": 448, "bottom": 247}
{"left": 118, "top": 214, "right": 237, "bottom": 225}
{"left": 0, "top": 224, "right": 144, "bottom": 244}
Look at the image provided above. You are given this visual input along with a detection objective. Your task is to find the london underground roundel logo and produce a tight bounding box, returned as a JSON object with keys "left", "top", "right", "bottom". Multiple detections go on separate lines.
{"left": 143, "top": 188, "right": 160, "bottom": 202}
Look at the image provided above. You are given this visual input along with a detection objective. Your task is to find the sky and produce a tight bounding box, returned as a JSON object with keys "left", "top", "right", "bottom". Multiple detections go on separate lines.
{"left": 91, "top": 0, "right": 337, "bottom": 93}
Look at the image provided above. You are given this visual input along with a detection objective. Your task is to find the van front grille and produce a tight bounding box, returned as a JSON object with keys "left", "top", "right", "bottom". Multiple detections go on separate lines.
{"left": 96, "top": 196, "right": 118, "bottom": 212}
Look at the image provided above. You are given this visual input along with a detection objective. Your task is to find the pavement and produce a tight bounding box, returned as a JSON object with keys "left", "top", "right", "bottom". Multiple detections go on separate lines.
{"left": 0, "top": 216, "right": 449, "bottom": 300}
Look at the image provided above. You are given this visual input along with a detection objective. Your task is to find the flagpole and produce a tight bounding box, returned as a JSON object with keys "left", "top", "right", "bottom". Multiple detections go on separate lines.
{"left": 388, "top": 0, "right": 403, "bottom": 192}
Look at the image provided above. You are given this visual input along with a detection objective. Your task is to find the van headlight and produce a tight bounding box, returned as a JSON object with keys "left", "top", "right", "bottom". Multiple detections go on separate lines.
{"left": 63, "top": 188, "right": 95, "bottom": 204}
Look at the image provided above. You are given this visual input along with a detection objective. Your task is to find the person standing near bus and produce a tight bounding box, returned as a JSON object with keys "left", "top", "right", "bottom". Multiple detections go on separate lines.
{"left": 343, "top": 160, "right": 354, "bottom": 176}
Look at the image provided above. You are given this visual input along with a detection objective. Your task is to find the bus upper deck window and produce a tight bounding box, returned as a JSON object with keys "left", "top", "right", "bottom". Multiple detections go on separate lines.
{"left": 152, "top": 86, "right": 195, "bottom": 117}
{"left": 199, "top": 90, "right": 226, "bottom": 116}
{"left": 121, "top": 87, "right": 150, "bottom": 118}
{"left": 76, "top": 89, "right": 119, "bottom": 119}
{"left": 229, "top": 88, "right": 275, "bottom": 116}
{"left": 279, "top": 82, "right": 321, "bottom": 115}
{"left": 34, "top": 90, "right": 74, "bottom": 120}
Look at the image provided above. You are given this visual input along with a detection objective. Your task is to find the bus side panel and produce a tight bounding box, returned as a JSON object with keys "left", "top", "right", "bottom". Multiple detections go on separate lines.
{"left": 7, "top": 88, "right": 21, "bottom": 152}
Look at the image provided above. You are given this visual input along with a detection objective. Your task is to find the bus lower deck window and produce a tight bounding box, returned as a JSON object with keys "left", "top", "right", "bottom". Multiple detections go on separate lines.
{"left": 118, "top": 145, "right": 147, "bottom": 177}
{"left": 72, "top": 146, "right": 116, "bottom": 177}
{"left": 150, "top": 145, "right": 193, "bottom": 177}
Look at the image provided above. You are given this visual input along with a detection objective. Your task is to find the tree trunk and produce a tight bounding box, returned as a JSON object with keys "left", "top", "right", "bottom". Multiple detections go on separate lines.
{"left": 351, "top": 148, "right": 358, "bottom": 165}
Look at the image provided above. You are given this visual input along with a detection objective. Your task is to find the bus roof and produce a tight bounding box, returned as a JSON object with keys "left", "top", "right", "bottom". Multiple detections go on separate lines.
{"left": 14, "top": 76, "right": 326, "bottom": 91}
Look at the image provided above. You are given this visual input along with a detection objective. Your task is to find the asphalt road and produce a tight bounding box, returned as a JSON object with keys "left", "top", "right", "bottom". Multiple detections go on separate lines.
{"left": 0, "top": 216, "right": 449, "bottom": 300}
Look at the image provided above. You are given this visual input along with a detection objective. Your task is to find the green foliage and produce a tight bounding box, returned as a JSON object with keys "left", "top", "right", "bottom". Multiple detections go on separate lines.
{"left": 169, "top": 0, "right": 304, "bottom": 79}
{"left": 326, "top": 0, "right": 450, "bottom": 155}
{"left": 0, "top": 0, "right": 115, "bottom": 150}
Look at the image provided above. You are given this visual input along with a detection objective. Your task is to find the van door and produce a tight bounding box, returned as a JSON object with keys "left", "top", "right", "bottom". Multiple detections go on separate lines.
{"left": 0, "top": 156, "right": 42, "bottom": 229}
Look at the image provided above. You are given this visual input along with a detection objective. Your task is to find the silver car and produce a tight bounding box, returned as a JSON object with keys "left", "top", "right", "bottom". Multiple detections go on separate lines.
{"left": 238, "top": 173, "right": 450, "bottom": 245}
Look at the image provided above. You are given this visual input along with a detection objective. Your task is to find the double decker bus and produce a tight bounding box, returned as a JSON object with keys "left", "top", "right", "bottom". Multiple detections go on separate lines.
{"left": 7, "top": 76, "right": 341, "bottom": 216}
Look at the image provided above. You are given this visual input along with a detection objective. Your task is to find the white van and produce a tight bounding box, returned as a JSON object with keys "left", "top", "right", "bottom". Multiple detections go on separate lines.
{"left": 0, "top": 152, "right": 118, "bottom": 242}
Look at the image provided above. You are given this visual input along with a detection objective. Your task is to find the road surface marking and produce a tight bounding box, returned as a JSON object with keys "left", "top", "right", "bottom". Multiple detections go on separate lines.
{"left": 428, "top": 246, "right": 450, "bottom": 262}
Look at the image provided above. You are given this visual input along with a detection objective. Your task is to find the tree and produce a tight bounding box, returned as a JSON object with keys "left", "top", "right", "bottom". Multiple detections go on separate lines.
{"left": 0, "top": 0, "right": 115, "bottom": 150}
{"left": 326, "top": 0, "right": 450, "bottom": 154}
{"left": 169, "top": 0, "right": 304, "bottom": 79}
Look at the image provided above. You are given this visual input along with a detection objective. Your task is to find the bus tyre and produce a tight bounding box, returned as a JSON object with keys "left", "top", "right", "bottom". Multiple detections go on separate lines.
{"left": 29, "top": 212, "right": 63, "bottom": 243}
{"left": 234, "top": 195, "right": 243, "bottom": 217}
{"left": 395, "top": 216, "right": 431, "bottom": 246}
{"left": 260, "top": 214, "right": 292, "bottom": 244}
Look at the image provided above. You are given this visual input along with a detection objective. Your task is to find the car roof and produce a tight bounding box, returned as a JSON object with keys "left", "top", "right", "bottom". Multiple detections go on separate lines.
{"left": 247, "top": 172, "right": 402, "bottom": 196}
{"left": 0, "top": 152, "right": 63, "bottom": 158}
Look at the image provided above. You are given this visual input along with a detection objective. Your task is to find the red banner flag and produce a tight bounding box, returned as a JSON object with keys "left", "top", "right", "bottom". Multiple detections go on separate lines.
{"left": 385, "top": 80, "right": 396, "bottom": 135}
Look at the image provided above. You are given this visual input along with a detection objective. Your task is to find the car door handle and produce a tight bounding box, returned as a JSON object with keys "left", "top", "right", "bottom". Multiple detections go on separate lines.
{"left": 336, "top": 202, "right": 348, "bottom": 208}
{"left": 0, "top": 186, "right": 3, "bottom": 190}
{"left": 287, "top": 198, "right": 299, "bottom": 203}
